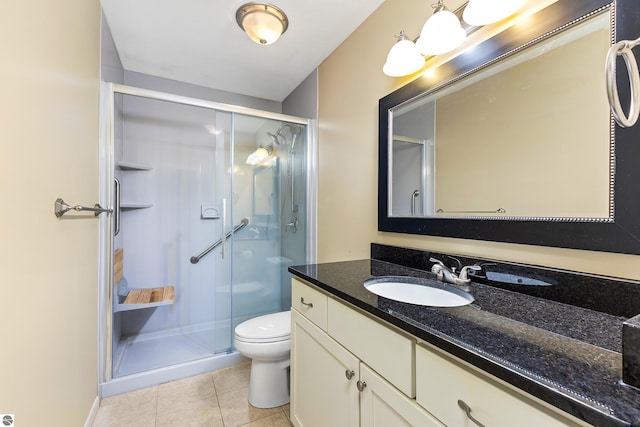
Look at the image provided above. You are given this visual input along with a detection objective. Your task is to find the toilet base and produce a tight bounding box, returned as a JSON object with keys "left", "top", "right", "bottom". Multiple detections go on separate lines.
{"left": 248, "top": 358, "right": 290, "bottom": 408}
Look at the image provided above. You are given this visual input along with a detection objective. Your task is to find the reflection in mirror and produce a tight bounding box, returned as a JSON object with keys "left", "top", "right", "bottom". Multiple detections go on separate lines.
{"left": 389, "top": 11, "right": 612, "bottom": 220}
{"left": 253, "top": 160, "right": 278, "bottom": 218}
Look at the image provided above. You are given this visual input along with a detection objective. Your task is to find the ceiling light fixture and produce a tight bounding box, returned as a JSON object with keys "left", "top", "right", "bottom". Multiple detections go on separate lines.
{"left": 462, "top": 0, "right": 526, "bottom": 26}
{"left": 416, "top": 0, "right": 466, "bottom": 56}
{"left": 246, "top": 145, "right": 274, "bottom": 165}
{"left": 236, "top": 2, "right": 289, "bottom": 46}
{"left": 383, "top": 30, "right": 425, "bottom": 77}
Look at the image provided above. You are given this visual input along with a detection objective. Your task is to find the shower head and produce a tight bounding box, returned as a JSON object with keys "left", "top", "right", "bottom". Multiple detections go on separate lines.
{"left": 279, "top": 123, "right": 301, "bottom": 136}
{"left": 267, "top": 123, "right": 302, "bottom": 150}
{"left": 267, "top": 132, "right": 283, "bottom": 145}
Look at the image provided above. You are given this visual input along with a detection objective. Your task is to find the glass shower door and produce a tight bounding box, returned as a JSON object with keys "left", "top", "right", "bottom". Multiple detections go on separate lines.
{"left": 110, "top": 90, "right": 234, "bottom": 378}
{"left": 230, "top": 115, "right": 308, "bottom": 333}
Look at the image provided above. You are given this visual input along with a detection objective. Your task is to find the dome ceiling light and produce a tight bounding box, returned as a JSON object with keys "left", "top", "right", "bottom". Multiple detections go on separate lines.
{"left": 236, "top": 2, "right": 289, "bottom": 46}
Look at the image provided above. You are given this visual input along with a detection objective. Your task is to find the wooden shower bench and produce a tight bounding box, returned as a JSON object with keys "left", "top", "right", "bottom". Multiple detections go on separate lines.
{"left": 113, "top": 248, "right": 175, "bottom": 312}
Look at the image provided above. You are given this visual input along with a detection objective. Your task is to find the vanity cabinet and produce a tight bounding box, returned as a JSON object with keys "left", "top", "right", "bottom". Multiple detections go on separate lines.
{"left": 291, "top": 277, "right": 592, "bottom": 427}
{"left": 291, "top": 278, "right": 443, "bottom": 427}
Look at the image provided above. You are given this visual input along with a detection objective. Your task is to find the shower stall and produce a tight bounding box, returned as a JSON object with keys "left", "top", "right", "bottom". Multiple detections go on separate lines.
{"left": 98, "top": 83, "right": 315, "bottom": 396}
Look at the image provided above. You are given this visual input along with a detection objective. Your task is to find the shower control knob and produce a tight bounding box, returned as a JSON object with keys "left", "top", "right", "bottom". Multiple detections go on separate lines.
{"left": 345, "top": 369, "right": 355, "bottom": 380}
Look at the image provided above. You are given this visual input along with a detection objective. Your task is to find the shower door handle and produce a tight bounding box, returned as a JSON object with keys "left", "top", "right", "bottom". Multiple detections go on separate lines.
{"left": 114, "top": 178, "right": 121, "bottom": 236}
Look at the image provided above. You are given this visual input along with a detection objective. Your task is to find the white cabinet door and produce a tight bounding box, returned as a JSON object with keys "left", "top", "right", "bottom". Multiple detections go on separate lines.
{"left": 291, "top": 309, "right": 359, "bottom": 427}
{"left": 328, "top": 298, "right": 414, "bottom": 397}
{"left": 360, "top": 363, "right": 445, "bottom": 427}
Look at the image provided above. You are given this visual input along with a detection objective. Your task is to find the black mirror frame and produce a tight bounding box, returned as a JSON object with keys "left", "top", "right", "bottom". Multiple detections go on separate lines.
{"left": 379, "top": 0, "right": 640, "bottom": 255}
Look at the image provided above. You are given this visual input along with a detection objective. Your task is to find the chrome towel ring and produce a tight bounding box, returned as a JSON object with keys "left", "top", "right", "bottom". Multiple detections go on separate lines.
{"left": 606, "top": 37, "right": 640, "bottom": 128}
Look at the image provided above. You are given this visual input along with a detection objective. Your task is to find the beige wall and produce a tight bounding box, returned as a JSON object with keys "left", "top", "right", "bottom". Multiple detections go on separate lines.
{"left": 317, "top": 0, "right": 640, "bottom": 281}
{"left": 436, "top": 21, "right": 610, "bottom": 218}
{"left": 0, "top": 1, "right": 100, "bottom": 425}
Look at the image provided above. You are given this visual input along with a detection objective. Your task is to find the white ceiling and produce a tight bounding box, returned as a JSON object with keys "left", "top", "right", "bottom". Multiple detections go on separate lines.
{"left": 101, "top": 0, "right": 386, "bottom": 102}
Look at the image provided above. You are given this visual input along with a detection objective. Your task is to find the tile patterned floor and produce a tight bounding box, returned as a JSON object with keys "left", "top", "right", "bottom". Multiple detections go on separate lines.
{"left": 92, "top": 362, "right": 292, "bottom": 427}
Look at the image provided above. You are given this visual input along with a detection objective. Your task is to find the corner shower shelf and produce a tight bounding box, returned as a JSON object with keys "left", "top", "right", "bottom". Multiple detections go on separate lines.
{"left": 116, "top": 161, "right": 153, "bottom": 210}
{"left": 116, "top": 161, "right": 152, "bottom": 171}
{"left": 120, "top": 202, "right": 153, "bottom": 210}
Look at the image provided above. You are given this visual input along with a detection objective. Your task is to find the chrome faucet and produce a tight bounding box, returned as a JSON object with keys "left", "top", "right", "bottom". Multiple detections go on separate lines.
{"left": 430, "top": 257, "right": 481, "bottom": 290}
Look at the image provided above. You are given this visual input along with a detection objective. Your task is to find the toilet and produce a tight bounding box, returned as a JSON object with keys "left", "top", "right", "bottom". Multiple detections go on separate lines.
{"left": 234, "top": 310, "right": 291, "bottom": 408}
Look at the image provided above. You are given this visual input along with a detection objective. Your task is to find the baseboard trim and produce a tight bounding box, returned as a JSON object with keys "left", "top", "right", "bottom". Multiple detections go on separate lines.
{"left": 84, "top": 396, "right": 100, "bottom": 427}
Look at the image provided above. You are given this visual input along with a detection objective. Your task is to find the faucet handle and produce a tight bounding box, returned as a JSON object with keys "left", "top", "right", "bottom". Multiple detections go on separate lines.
{"left": 459, "top": 265, "right": 482, "bottom": 281}
{"left": 430, "top": 257, "right": 445, "bottom": 267}
{"left": 429, "top": 257, "right": 446, "bottom": 279}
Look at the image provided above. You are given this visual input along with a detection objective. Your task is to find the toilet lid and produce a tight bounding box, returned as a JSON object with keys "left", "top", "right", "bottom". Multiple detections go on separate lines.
{"left": 235, "top": 310, "right": 291, "bottom": 342}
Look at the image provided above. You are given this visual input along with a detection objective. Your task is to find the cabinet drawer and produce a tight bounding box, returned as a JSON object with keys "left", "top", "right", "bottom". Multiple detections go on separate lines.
{"left": 416, "top": 344, "right": 587, "bottom": 427}
{"left": 292, "top": 278, "right": 328, "bottom": 331}
{"left": 328, "top": 298, "right": 414, "bottom": 397}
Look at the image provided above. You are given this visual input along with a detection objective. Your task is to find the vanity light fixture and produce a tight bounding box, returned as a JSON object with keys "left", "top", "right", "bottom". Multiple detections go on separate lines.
{"left": 246, "top": 145, "right": 274, "bottom": 165}
{"left": 462, "top": 0, "right": 526, "bottom": 26}
{"left": 416, "top": 0, "right": 466, "bottom": 56}
{"left": 383, "top": 30, "right": 425, "bottom": 77}
{"left": 236, "top": 2, "right": 289, "bottom": 46}
{"left": 384, "top": 0, "right": 526, "bottom": 77}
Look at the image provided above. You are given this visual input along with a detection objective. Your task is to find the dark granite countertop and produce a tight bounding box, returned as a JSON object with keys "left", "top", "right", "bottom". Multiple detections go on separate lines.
{"left": 289, "top": 258, "right": 640, "bottom": 427}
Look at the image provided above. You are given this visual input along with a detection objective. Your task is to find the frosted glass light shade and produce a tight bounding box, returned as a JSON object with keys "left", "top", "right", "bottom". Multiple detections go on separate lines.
{"left": 462, "top": 0, "right": 526, "bottom": 26}
{"left": 246, "top": 146, "right": 273, "bottom": 165}
{"left": 383, "top": 38, "right": 425, "bottom": 77}
{"left": 242, "top": 12, "right": 283, "bottom": 45}
{"left": 236, "top": 3, "right": 289, "bottom": 46}
{"left": 416, "top": 10, "right": 466, "bottom": 56}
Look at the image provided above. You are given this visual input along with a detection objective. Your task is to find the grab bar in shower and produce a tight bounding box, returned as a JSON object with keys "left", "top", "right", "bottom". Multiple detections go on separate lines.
{"left": 190, "top": 218, "right": 249, "bottom": 264}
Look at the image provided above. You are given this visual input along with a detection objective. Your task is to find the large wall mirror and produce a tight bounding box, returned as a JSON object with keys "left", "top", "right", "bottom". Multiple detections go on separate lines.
{"left": 379, "top": 0, "right": 640, "bottom": 254}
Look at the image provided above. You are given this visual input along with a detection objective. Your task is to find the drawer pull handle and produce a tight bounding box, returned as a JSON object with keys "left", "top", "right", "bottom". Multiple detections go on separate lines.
{"left": 356, "top": 380, "right": 367, "bottom": 392}
{"left": 300, "top": 297, "right": 314, "bottom": 308}
{"left": 345, "top": 369, "right": 355, "bottom": 380}
{"left": 458, "top": 400, "right": 485, "bottom": 427}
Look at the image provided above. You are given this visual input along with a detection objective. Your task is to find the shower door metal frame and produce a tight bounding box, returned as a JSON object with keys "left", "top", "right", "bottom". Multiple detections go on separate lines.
{"left": 98, "top": 82, "right": 317, "bottom": 393}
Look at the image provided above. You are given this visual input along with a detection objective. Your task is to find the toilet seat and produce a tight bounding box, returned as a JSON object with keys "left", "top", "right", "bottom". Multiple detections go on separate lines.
{"left": 234, "top": 311, "right": 291, "bottom": 343}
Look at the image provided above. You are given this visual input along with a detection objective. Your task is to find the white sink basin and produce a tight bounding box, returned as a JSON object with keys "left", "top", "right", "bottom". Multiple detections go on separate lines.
{"left": 364, "top": 276, "right": 474, "bottom": 307}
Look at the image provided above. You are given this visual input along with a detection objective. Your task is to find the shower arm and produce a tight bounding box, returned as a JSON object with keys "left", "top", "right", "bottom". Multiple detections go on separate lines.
{"left": 190, "top": 218, "right": 249, "bottom": 264}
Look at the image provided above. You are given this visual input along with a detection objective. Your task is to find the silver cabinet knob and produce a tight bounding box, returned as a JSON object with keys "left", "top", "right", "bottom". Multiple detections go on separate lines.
{"left": 356, "top": 380, "right": 367, "bottom": 392}
{"left": 345, "top": 369, "right": 355, "bottom": 380}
